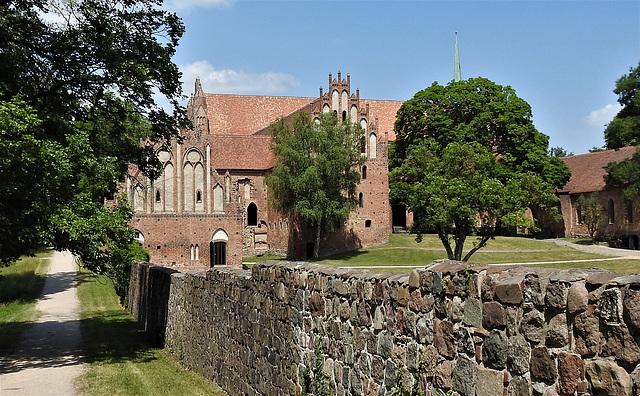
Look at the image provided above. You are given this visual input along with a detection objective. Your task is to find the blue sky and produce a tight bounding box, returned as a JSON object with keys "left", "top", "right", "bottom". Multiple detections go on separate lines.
{"left": 163, "top": 0, "right": 639, "bottom": 155}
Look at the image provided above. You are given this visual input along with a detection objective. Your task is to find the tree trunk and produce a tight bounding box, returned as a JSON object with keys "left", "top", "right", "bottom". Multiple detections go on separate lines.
{"left": 313, "top": 221, "right": 321, "bottom": 258}
{"left": 438, "top": 231, "right": 455, "bottom": 260}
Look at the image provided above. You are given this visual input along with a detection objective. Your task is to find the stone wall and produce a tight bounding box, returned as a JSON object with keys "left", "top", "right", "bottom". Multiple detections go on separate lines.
{"left": 128, "top": 259, "right": 640, "bottom": 395}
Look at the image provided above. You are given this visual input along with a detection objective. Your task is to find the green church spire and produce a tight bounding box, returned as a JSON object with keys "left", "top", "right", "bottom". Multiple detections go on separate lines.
{"left": 453, "top": 32, "right": 462, "bottom": 82}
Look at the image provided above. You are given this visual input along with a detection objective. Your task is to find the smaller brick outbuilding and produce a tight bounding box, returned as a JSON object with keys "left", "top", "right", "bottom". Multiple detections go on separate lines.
{"left": 555, "top": 146, "right": 640, "bottom": 247}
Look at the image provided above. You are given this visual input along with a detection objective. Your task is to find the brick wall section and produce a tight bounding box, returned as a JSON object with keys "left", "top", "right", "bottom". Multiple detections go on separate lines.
{"left": 129, "top": 260, "right": 640, "bottom": 395}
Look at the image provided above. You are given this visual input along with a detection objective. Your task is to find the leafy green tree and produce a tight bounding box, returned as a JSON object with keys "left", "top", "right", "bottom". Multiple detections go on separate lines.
{"left": 604, "top": 61, "right": 640, "bottom": 149}
{"left": 0, "top": 0, "right": 186, "bottom": 300}
{"left": 605, "top": 147, "right": 640, "bottom": 201}
{"left": 549, "top": 146, "right": 573, "bottom": 157}
{"left": 574, "top": 194, "right": 603, "bottom": 240}
{"left": 391, "top": 78, "right": 570, "bottom": 261}
{"left": 266, "top": 112, "right": 365, "bottom": 258}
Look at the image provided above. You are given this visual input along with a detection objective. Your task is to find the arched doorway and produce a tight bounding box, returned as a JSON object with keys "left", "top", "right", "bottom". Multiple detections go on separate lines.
{"left": 247, "top": 202, "right": 258, "bottom": 226}
{"left": 210, "top": 229, "right": 228, "bottom": 267}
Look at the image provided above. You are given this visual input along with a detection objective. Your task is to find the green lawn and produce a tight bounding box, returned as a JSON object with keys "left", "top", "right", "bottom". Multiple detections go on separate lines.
{"left": 76, "top": 268, "right": 227, "bottom": 396}
{"left": 314, "top": 234, "right": 640, "bottom": 274}
{"left": 0, "top": 250, "right": 51, "bottom": 351}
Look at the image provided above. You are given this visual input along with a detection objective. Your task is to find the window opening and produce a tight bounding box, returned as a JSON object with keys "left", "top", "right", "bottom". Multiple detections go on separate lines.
{"left": 608, "top": 199, "right": 615, "bottom": 224}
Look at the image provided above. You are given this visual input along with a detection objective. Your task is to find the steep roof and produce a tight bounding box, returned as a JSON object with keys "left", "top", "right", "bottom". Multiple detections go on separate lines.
{"left": 210, "top": 135, "right": 276, "bottom": 170}
{"left": 205, "top": 94, "right": 314, "bottom": 135}
{"left": 557, "top": 146, "right": 637, "bottom": 194}
{"left": 362, "top": 99, "right": 402, "bottom": 140}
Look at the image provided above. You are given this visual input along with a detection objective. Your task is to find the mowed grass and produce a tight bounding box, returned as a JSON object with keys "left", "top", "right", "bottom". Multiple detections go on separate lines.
{"left": 0, "top": 250, "right": 51, "bottom": 351}
{"left": 315, "top": 233, "right": 640, "bottom": 274}
{"left": 76, "top": 268, "right": 227, "bottom": 396}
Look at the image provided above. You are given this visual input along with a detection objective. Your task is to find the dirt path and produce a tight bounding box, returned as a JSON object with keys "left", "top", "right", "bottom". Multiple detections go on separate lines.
{"left": 542, "top": 238, "right": 640, "bottom": 258}
{"left": 0, "top": 251, "right": 84, "bottom": 395}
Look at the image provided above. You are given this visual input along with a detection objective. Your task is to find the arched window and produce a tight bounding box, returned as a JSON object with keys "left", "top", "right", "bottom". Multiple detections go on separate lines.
{"left": 342, "top": 110, "right": 347, "bottom": 122}
{"left": 369, "top": 133, "right": 377, "bottom": 158}
{"left": 247, "top": 202, "right": 258, "bottom": 226}
{"left": 190, "top": 244, "right": 195, "bottom": 261}
{"left": 196, "top": 190, "right": 202, "bottom": 203}
{"left": 359, "top": 193, "right": 363, "bottom": 208}
{"left": 155, "top": 190, "right": 161, "bottom": 203}
{"left": 195, "top": 244, "right": 199, "bottom": 261}
{"left": 608, "top": 199, "right": 615, "bottom": 224}
{"left": 362, "top": 165, "right": 367, "bottom": 179}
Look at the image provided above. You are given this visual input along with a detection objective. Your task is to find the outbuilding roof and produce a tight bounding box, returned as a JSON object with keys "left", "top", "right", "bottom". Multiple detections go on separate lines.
{"left": 557, "top": 146, "right": 637, "bottom": 194}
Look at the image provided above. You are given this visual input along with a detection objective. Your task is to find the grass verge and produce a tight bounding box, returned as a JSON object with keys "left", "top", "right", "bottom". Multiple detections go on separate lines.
{"left": 76, "top": 268, "right": 227, "bottom": 396}
{"left": 0, "top": 250, "right": 51, "bottom": 351}
{"left": 315, "top": 234, "right": 640, "bottom": 274}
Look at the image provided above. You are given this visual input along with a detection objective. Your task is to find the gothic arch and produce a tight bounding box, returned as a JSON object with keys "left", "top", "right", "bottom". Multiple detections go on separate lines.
{"left": 213, "top": 183, "right": 224, "bottom": 212}
{"left": 210, "top": 228, "right": 228, "bottom": 267}
{"left": 369, "top": 133, "right": 377, "bottom": 159}
{"left": 183, "top": 148, "right": 204, "bottom": 212}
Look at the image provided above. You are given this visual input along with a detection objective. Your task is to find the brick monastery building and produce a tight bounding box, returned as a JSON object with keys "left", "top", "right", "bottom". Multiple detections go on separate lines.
{"left": 125, "top": 70, "right": 640, "bottom": 268}
{"left": 126, "top": 72, "right": 403, "bottom": 267}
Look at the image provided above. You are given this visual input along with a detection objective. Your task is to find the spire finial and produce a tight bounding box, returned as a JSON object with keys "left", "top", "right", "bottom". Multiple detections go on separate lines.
{"left": 453, "top": 32, "right": 462, "bottom": 82}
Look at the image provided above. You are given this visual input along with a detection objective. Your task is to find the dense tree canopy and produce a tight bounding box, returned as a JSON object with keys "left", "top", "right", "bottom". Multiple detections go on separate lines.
{"left": 390, "top": 78, "right": 570, "bottom": 261}
{"left": 265, "top": 112, "right": 365, "bottom": 258}
{"left": 0, "top": 0, "right": 185, "bottom": 300}
{"left": 604, "top": 62, "right": 640, "bottom": 208}
{"left": 604, "top": 61, "right": 640, "bottom": 149}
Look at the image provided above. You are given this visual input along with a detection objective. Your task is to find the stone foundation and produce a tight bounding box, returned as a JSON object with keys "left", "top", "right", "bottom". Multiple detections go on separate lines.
{"left": 129, "top": 259, "right": 640, "bottom": 395}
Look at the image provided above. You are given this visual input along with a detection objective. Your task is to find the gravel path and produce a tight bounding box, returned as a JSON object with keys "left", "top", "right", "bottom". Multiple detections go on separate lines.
{"left": 0, "top": 251, "right": 84, "bottom": 395}
{"left": 542, "top": 238, "right": 640, "bottom": 258}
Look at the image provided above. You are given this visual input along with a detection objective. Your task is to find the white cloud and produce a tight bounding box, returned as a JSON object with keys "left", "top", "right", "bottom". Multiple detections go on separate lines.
{"left": 180, "top": 61, "right": 300, "bottom": 96}
{"left": 164, "top": 0, "right": 236, "bottom": 12}
{"left": 586, "top": 104, "right": 622, "bottom": 127}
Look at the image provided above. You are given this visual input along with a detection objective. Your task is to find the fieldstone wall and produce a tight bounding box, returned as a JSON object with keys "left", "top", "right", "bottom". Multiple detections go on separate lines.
{"left": 128, "top": 259, "right": 640, "bottom": 396}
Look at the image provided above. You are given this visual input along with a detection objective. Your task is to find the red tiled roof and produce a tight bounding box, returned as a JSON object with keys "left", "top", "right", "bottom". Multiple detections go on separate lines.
{"left": 205, "top": 94, "right": 314, "bottom": 135}
{"left": 210, "top": 135, "right": 276, "bottom": 170}
{"left": 557, "top": 146, "right": 637, "bottom": 194}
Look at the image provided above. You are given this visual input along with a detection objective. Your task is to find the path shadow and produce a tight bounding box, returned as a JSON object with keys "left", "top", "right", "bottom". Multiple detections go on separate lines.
{"left": 0, "top": 318, "right": 84, "bottom": 374}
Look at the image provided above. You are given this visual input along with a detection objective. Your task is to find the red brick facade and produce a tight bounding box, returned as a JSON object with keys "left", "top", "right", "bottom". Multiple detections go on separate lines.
{"left": 127, "top": 73, "right": 403, "bottom": 268}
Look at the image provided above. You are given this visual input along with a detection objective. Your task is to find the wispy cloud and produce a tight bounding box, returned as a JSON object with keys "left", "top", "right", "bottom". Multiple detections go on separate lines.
{"left": 164, "top": 0, "right": 236, "bottom": 12}
{"left": 586, "top": 104, "right": 621, "bottom": 127}
{"left": 180, "top": 61, "right": 300, "bottom": 95}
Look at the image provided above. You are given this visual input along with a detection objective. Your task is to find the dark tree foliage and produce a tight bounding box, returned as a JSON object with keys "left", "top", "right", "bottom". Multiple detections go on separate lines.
{"left": 265, "top": 112, "right": 365, "bottom": 258}
{"left": 605, "top": 61, "right": 640, "bottom": 149}
{"left": 606, "top": 147, "right": 640, "bottom": 202}
{"left": 0, "top": 0, "right": 185, "bottom": 301}
{"left": 603, "top": 62, "right": 640, "bottom": 218}
{"left": 549, "top": 146, "right": 573, "bottom": 157}
{"left": 390, "top": 78, "right": 570, "bottom": 261}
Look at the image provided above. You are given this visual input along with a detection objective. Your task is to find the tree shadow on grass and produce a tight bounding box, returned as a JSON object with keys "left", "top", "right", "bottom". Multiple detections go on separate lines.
{"left": 80, "top": 313, "right": 157, "bottom": 365}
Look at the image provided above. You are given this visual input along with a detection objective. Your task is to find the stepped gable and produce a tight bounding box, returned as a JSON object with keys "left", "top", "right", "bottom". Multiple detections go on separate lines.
{"left": 210, "top": 135, "right": 276, "bottom": 170}
{"left": 558, "top": 146, "right": 637, "bottom": 194}
{"left": 205, "top": 94, "right": 314, "bottom": 135}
